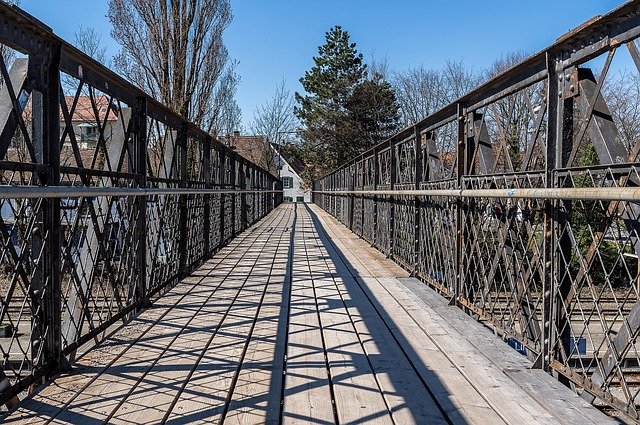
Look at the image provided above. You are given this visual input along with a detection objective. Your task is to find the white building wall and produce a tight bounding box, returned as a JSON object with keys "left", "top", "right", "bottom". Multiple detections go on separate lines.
{"left": 279, "top": 161, "right": 311, "bottom": 202}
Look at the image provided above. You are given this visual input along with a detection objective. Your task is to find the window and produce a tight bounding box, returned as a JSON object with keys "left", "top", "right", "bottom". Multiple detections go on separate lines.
{"left": 296, "top": 196, "right": 305, "bottom": 203}
{"left": 281, "top": 176, "right": 293, "bottom": 189}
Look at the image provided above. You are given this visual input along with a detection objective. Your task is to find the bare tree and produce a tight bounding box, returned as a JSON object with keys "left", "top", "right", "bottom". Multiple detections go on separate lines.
{"left": 209, "top": 63, "right": 242, "bottom": 137}
{"left": 392, "top": 59, "right": 479, "bottom": 127}
{"left": 108, "top": 0, "right": 238, "bottom": 134}
{"left": 482, "top": 51, "right": 539, "bottom": 171}
{"left": 392, "top": 66, "right": 443, "bottom": 126}
{"left": 74, "top": 26, "right": 110, "bottom": 66}
{"left": 604, "top": 69, "right": 640, "bottom": 154}
{"left": 250, "top": 79, "right": 298, "bottom": 143}
{"left": 249, "top": 79, "right": 297, "bottom": 171}
{"left": 62, "top": 26, "right": 111, "bottom": 95}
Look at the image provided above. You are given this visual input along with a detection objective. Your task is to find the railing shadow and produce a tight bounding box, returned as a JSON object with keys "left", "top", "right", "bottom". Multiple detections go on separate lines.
{"left": 5, "top": 204, "right": 470, "bottom": 424}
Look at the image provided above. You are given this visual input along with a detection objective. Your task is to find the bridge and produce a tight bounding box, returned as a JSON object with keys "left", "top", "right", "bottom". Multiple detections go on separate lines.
{"left": 0, "top": 1, "right": 639, "bottom": 424}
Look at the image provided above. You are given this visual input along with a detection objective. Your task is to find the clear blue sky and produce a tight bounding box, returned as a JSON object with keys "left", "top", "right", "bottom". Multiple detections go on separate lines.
{"left": 21, "top": 0, "right": 625, "bottom": 130}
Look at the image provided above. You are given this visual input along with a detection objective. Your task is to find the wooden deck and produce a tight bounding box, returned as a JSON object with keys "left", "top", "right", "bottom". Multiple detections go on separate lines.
{"left": 3, "top": 204, "right": 616, "bottom": 424}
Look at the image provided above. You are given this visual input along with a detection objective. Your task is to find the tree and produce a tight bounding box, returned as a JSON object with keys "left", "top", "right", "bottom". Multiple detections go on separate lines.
{"left": 251, "top": 79, "right": 298, "bottom": 143}
{"left": 295, "top": 26, "right": 399, "bottom": 178}
{"left": 249, "top": 79, "right": 298, "bottom": 171}
{"left": 483, "top": 51, "right": 536, "bottom": 171}
{"left": 108, "top": 0, "right": 240, "bottom": 134}
{"left": 392, "top": 59, "right": 479, "bottom": 127}
{"left": 348, "top": 72, "right": 399, "bottom": 144}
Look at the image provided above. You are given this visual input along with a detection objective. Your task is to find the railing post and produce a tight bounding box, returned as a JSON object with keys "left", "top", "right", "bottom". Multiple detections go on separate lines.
{"left": 133, "top": 96, "right": 149, "bottom": 308}
{"left": 389, "top": 138, "right": 396, "bottom": 257}
{"left": 251, "top": 165, "right": 256, "bottom": 224}
{"left": 454, "top": 102, "right": 467, "bottom": 305}
{"left": 545, "top": 58, "right": 577, "bottom": 380}
{"left": 348, "top": 163, "right": 355, "bottom": 230}
{"left": 203, "top": 136, "right": 212, "bottom": 255}
{"left": 541, "top": 52, "right": 559, "bottom": 371}
{"left": 177, "top": 122, "right": 189, "bottom": 277}
{"left": 219, "top": 149, "right": 226, "bottom": 245}
{"left": 240, "top": 159, "right": 248, "bottom": 231}
{"left": 360, "top": 155, "right": 366, "bottom": 237}
{"left": 413, "top": 126, "right": 423, "bottom": 276}
{"left": 373, "top": 146, "right": 379, "bottom": 248}
{"left": 230, "top": 155, "right": 237, "bottom": 236}
{"left": 30, "top": 42, "right": 67, "bottom": 380}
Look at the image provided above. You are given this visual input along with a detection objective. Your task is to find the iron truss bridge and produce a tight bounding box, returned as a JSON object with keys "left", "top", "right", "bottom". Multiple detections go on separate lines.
{"left": 0, "top": 0, "right": 637, "bottom": 424}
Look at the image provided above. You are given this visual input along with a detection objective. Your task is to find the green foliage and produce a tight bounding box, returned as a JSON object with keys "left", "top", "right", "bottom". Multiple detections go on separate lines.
{"left": 568, "top": 142, "right": 632, "bottom": 288}
{"left": 295, "top": 26, "right": 400, "bottom": 179}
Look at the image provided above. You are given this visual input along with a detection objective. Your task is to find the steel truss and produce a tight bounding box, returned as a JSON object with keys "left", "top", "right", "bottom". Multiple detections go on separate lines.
{"left": 0, "top": 3, "right": 282, "bottom": 407}
{"left": 315, "top": 1, "right": 640, "bottom": 419}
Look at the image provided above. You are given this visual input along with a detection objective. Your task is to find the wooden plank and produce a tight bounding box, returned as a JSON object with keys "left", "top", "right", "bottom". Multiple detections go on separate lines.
{"left": 218, "top": 225, "right": 291, "bottom": 423}
{"left": 5, "top": 207, "right": 288, "bottom": 424}
{"left": 310, "top": 206, "right": 506, "bottom": 424}
{"left": 162, "top": 207, "right": 294, "bottom": 424}
{"left": 53, "top": 281, "right": 240, "bottom": 423}
{"left": 301, "top": 211, "right": 394, "bottom": 425}
{"left": 281, "top": 208, "right": 335, "bottom": 425}
{"left": 312, "top": 204, "right": 618, "bottom": 424}
{"left": 400, "top": 278, "right": 618, "bottom": 425}
{"left": 107, "top": 219, "right": 289, "bottom": 424}
{"left": 304, "top": 208, "right": 449, "bottom": 424}
{"left": 373, "top": 276, "right": 564, "bottom": 424}
{"left": 7, "top": 273, "right": 219, "bottom": 424}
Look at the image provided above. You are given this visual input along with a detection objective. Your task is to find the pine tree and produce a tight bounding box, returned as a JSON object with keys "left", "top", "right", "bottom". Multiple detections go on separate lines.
{"left": 295, "top": 26, "right": 399, "bottom": 178}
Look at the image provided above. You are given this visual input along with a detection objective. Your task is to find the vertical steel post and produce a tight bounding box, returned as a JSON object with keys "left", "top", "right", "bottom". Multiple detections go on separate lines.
{"left": 373, "top": 146, "right": 379, "bottom": 248}
{"left": 542, "top": 51, "right": 560, "bottom": 371}
{"left": 133, "top": 96, "right": 148, "bottom": 307}
{"left": 348, "top": 162, "right": 355, "bottom": 230}
{"left": 454, "top": 102, "right": 466, "bottom": 305}
{"left": 218, "top": 149, "right": 227, "bottom": 246}
{"left": 230, "top": 155, "right": 237, "bottom": 236}
{"left": 203, "top": 136, "right": 212, "bottom": 255}
{"left": 389, "top": 139, "right": 396, "bottom": 257}
{"left": 360, "top": 155, "right": 366, "bottom": 237}
{"left": 177, "top": 123, "right": 189, "bottom": 277}
{"left": 30, "top": 42, "right": 66, "bottom": 378}
{"left": 413, "top": 126, "right": 423, "bottom": 276}
{"left": 240, "top": 159, "right": 248, "bottom": 231}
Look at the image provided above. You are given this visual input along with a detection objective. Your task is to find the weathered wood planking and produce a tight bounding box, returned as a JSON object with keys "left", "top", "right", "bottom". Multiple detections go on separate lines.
{"left": 2, "top": 204, "right": 620, "bottom": 425}
{"left": 281, "top": 206, "right": 335, "bottom": 425}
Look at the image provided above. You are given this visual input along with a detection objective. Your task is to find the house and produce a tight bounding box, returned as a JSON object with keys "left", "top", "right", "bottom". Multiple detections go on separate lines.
{"left": 272, "top": 143, "right": 310, "bottom": 203}
{"left": 2, "top": 94, "right": 127, "bottom": 261}
{"left": 227, "top": 132, "right": 310, "bottom": 203}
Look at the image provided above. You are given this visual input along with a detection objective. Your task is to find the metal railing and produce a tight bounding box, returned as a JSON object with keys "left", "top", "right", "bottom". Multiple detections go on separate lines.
{"left": 314, "top": 1, "right": 640, "bottom": 420}
{"left": 0, "top": 4, "right": 281, "bottom": 406}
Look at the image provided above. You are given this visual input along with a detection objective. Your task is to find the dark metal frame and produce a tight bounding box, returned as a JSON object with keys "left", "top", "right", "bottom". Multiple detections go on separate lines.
{"left": 0, "top": 3, "right": 281, "bottom": 406}
{"left": 315, "top": 1, "right": 640, "bottom": 419}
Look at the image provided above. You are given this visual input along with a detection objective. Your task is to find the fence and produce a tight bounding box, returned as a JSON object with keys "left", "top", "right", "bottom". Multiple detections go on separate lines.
{"left": 0, "top": 4, "right": 281, "bottom": 406}
{"left": 315, "top": 1, "right": 640, "bottom": 420}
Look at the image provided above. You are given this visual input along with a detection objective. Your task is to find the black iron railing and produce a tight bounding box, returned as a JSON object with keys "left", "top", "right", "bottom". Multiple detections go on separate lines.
{"left": 315, "top": 1, "right": 640, "bottom": 420}
{"left": 0, "top": 4, "right": 281, "bottom": 406}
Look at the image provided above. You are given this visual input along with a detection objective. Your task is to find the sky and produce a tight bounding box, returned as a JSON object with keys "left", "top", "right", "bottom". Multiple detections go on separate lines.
{"left": 20, "top": 0, "right": 626, "bottom": 130}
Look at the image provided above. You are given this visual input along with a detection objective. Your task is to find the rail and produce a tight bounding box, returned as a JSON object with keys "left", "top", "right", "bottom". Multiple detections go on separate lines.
{"left": 315, "top": 1, "right": 640, "bottom": 420}
{"left": 0, "top": 3, "right": 282, "bottom": 407}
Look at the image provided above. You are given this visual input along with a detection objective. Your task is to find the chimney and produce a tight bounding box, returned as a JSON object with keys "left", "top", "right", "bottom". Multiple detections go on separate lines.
{"left": 233, "top": 130, "right": 240, "bottom": 137}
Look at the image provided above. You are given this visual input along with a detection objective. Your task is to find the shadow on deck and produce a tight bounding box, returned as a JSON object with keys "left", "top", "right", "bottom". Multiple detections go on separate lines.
{"left": 3, "top": 204, "right": 616, "bottom": 424}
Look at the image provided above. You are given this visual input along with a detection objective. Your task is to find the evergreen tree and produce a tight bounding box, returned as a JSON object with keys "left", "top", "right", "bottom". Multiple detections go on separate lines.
{"left": 295, "top": 26, "right": 399, "bottom": 178}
